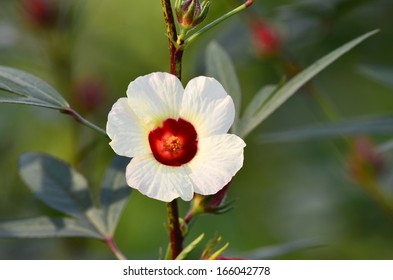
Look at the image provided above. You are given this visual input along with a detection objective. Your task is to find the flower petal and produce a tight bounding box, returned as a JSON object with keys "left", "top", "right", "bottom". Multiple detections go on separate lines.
{"left": 126, "top": 154, "right": 195, "bottom": 202}
{"left": 106, "top": 98, "right": 149, "bottom": 157}
{"left": 180, "top": 76, "right": 235, "bottom": 138}
{"left": 126, "top": 72, "right": 184, "bottom": 128}
{"left": 188, "top": 134, "right": 246, "bottom": 195}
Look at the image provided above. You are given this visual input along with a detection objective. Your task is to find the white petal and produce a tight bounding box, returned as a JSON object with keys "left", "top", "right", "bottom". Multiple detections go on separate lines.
{"left": 126, "top": 154, "right": 195, "bottom": 202}
{"left": 106, "top": 98, "right": 149, "bottom": 157}
{"left": 180, "top": 76, "right": 235, "bottom": 139}
{"left": 188, "top": 134, "right": 246, "bottom": 195}
{"left": 126, "top": 72, "right": 184, "bottom": 128}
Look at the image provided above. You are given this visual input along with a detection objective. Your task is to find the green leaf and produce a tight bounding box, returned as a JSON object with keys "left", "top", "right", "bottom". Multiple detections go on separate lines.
{"left": 0, "top": 216, "right": 102, "bottom": 239}
{"left": 19, "top": 153, "right": 108, "bottom": 237}
{"left": 242, "top": 239, "right": 322, "bottom": 260}
{"left": 238, "top": 85, "right": 278, "bottom": 136}
{"left": 259, "top": 116, "right": 393, "bottom": 143}
{"left": 206, "top": 42, "right": 242, "bottom": 132}
{"left": 359, "top": 64, "right": 393, "bottom": 90}
{"left": 100, "top": 155, "right": 131, "bottom": 235}
{"left": 0, "top": 66, "right": 69, "bottom": 110}
{"left": 237, "top": 30, "right": 379, "bottom": 138}
{"left": 175, "top": 233, "right": 205, "bottom": 260}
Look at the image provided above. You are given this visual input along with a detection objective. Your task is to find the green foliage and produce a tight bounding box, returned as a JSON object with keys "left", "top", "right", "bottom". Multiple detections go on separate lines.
{"left": 0, "top": 66, "right": 69, "bottom": 110}
{"left": 175, "top": 233, "right": 205, "bottom": 260}
{"left": 0, "top": 153, "right": 131, "bottom": 240}
{"left": 100, "top": 156, "right": 132, "bottom": 236}
{"left": 259, "top": 116, "right": 393, "bottom": 143}
{"left": 236, "top": 30, "right": 379, "bottom": 138}
{"left": 206, "top": 42, "right": 242, "bottom": 132}
{"left": 359, "top": 65, "right": 393, "bottom": 90}
{"left": 0, "top": 217, "right": 102, "bottom": 239}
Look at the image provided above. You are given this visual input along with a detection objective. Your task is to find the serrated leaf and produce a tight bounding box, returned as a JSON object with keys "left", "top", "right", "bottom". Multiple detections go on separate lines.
{"left": 100, "top": 155, "right": 131, "bottom": 235}
{"left": 259, "top": 116, "right": 393, "bottom": 143}
{"left": 359, "top": 64, "right": 393, "bottom": 89}
{"left": 237, "top": 30, "right": 379, "bottom": 138}
{"left": 175, "top": 233, "right": 205, "bottom": 260}
{"left": 0, "top": 66, "right": 69, "bottom": 110}
{"left": 206, "top": 42, "right": 242, "bottom": 132}
{"left": 0, "top": 216, "right": 102, "bottom": 239}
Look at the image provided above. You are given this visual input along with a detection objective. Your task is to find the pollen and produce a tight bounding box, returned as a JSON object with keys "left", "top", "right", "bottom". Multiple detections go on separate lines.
{"left": 164, "top": 136, "right": 183, "bottom": 154}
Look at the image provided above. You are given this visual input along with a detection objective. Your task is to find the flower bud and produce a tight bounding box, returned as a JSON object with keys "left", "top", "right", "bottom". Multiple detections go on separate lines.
{"left": 21, "top": 0, "right": 58, "bottom": 29}
{"left": 251, "top": 19, "right": 281, "bottom": 58}
{"left": 347, "top": 137, "right": 386, "bottom": 184}
{"left": 185, "top": 182, "right": 233, "bottom": 223}
{"left": 73, "top": 78, "right": 105, "bottom": 113}
{"left": 175, "top": 0, "right": 210, "bottom": 30}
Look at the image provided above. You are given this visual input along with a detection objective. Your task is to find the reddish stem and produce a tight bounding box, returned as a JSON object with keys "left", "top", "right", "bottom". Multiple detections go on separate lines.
{"left": 161, "top": 0, "right": 184, "bottom": 259}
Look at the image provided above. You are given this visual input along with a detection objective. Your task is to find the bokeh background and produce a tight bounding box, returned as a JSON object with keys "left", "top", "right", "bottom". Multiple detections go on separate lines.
{"left": 1, "top": 0, "right": 393, "bottom": 259}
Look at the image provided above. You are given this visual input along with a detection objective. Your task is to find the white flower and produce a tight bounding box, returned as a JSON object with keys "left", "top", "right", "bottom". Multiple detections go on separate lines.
{"left": 106, "top": 72, "right": 246, "bottom": 202}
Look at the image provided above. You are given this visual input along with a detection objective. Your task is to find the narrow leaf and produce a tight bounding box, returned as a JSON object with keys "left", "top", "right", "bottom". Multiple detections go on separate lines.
{"left": 259, "top": 116, "right": 393, "bottom": 143}
{"left": 238, "top": 30, "right": 379, "bottom": 138}
{"left": 208, "top": 242, "right": 230, "bottom": 260}
{"left": 175, "top": 233, "right": 205, "bottom": 260}
{"left": 238, "top": 85, "right": 277, "bottom": 135}
{"left": 206, "top": 42, "right": 242, "bottom": 131}
{"left": 0, "top": 66, "right": 69, "bottom": 110}
{"left": 359, "top": 64, "right": 393, "bottom": 89}
{"left": 100, "top": 155, "right": 131, "bottom": 235}
{"left": 243, "top": 239, "right": 323, "bottom": 260}
{"left": 0, "top": 216, "right": 102, "bottom": 239}
{"left": 19, "top": 153, "right": 95, "bottom": 221}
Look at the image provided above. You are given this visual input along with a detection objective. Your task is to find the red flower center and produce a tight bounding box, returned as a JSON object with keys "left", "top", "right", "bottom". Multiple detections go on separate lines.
{"left": 148, "top": 118, "right": 198, "bottom": 167}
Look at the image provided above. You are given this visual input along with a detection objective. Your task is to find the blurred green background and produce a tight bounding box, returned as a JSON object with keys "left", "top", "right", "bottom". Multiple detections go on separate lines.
{"left": 1, "top": 0, "right": 393, "bottom": 259}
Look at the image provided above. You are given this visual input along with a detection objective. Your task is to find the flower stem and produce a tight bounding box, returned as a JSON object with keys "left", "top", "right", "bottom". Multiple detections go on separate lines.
{"left": 62, "top": 106, "right": 107, "bottom": 136}
{"left": 166, "top": 200, "right": 183, "bottom": 259}
{"left": 161, "top": 0, "right": 184, "bottom": 259}
{"left": 105, "top": 237, "right": 127, "bottom": 260}
{"left": 161, "top": 0, "right": 184, "bottom": 80}
{"left": 184, "top": 0, "right": 255, "bottom": 47}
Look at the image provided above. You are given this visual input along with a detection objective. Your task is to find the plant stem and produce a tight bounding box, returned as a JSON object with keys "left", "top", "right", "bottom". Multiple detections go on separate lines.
{"left": 62, "top": 106, "right": 107, "bottom": 136}
{"left": 161, "top": 0, "right": 184, "bottom": 259}
{"left": 166, "top": 200, "right": 183, "bottom": 258}
{"left": 105, "top": 237, "right": 127, "bottom": 260}
{"left": 185, "top": 0, "right": 254, "bottom": 46}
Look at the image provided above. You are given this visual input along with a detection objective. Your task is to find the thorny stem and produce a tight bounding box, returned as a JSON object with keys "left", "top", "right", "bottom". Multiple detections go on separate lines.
{"left": 105, "top": 237, "right": 127, "bottom": 260}
{"left": 161, "top": 0, "right": 184, "bottom": 260}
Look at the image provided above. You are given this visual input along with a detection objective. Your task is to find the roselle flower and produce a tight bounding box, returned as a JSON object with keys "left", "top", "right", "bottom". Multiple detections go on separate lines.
{"left": 106, "top": 72, "right": 245, "bottom": 202}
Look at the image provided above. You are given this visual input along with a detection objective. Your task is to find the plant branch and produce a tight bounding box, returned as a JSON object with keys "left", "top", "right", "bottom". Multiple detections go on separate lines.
{"left": 105, "top": 237, "right": 127, "bottom": 260}
{"left": 62, "top": 106, "right": 107, "bottom": 136}
{"left": 184, "top": 0, "right": 254, "bottom": 46}
{"left": 166, "top": 200, "right": 183, "bottom": 259}
{"left": 161, "top": 0, "right": 184, "bottom": 260}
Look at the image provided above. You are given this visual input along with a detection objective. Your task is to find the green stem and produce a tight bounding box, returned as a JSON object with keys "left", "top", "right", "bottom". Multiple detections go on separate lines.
{"left": 184, "top": 0, "right": 254, "bottom": 47}
{"left": 62, "top": 106, "right": 107, "bottom": 136}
